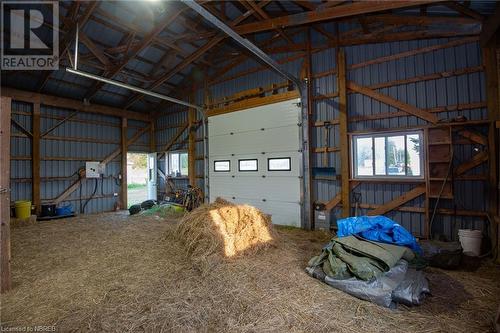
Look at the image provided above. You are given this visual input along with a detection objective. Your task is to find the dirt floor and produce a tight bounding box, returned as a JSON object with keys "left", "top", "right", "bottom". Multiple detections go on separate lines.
{"left": 1, "top": 212, "right": 499, "bottom": 332}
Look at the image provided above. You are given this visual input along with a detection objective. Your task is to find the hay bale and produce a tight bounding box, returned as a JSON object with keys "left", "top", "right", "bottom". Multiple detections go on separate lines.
{"left": 176, "top": 198, "right": 278, "bottom": 262}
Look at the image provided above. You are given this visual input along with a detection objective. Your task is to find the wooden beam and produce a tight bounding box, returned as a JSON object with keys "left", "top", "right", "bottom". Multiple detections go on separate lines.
{"left": 338, "top": 49, "right": 350, "bottom": 218}
{"left": 0, "top": 97, "right": 12, "bottom": 293}
{"left": 1, "top": 88, "right": 150, "bottom": 121}
{"left": 484, "top": 44, "right": 499, "bottom": 261}
{"left": 480, "top": 3, "right": 500, "bottom": 46}
{"left": 160, "top": 123, "right": 189, "bottom": 153}
{"left": 232, "top": 1, "right": 436, "bottom": 35}
{"left": 207, "top": 91, "right": 300, "bottom": 117}
{"left": 445, "top": 1, "right": 484, "bottom": 21}
{"left": 454, "top": 151, "right": 489, "bottom": 176}
{"left": 84, "top": 9, "right": 183, "bottom": 100}
{"left": 32, "top": 104, "right": 41, "bottom": 215}
{"left": 79, "top": 32, "right": 111, "bottom": 67}
{"left": 323, "top": 181, "right": 360, "bottom": 211}
{"left": 349, "top": 37, "right": 479, "bottom": 70}
{"left": 121, "top": 118, "right": 128, "bottom": 209}
{"left": 364, "top": 14, "right": 480, "bottom": 25}
{"left": 368, "top": 185, "right": 426, "bottom": 216}
{"left": 11, "top": 118, "right": 32, "bottom": 138}
{"left": 40, "top": 110, "right": 79, "bottom": 138}
{"left": 347, "top": 81, "right": 439, "bottom": 123}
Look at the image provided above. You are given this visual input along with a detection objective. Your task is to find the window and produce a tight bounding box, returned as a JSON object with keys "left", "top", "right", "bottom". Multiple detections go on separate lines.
{"left": 352, "top": 131, "right": 423, "bottom": 178}
{"left": 268, "top": 157, "right": 291, "bottom": 171}
{"left": 214, "top": 160, "right": 230, "bottom": 172}
{"left": 238, "top": 159, "right": 258, "bottom": 171}
{"left": 167, "top": 151, "right": 188, "bottom": 177}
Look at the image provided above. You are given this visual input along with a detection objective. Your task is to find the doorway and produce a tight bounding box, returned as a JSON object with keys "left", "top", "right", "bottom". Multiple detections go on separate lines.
{"left": 127, "top": 153, "right": 157, "bottom": 207}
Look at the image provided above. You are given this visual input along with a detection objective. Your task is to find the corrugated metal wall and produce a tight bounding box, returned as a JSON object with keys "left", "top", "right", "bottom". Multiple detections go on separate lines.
{"left": 156, "top": 31, "right": 490, "bottom": 240}
{"left": 10, "top": 101, "right": 149, "bottom": 214}
{"left": 155, "top": 104, "right": 205, "bottom": 197}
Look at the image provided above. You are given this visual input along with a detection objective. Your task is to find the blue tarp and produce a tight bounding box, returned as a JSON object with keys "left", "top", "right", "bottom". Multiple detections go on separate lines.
{"left": 337, "top": 216, "right": 422, "bottom": 254}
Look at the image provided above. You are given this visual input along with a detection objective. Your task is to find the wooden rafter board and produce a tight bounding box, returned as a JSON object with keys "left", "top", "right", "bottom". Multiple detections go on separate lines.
{"left": 206, "top": 91, "right": 300, "bottom": 117}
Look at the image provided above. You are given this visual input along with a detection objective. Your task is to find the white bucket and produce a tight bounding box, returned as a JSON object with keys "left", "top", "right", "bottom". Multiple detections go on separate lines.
{"left": 458, "top": 229, "right": 482, "bottom": 256}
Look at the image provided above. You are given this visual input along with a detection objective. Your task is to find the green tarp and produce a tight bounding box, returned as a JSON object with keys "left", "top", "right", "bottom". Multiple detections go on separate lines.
{"left": 308, "top": 236, "right": 415, "bottom": 281}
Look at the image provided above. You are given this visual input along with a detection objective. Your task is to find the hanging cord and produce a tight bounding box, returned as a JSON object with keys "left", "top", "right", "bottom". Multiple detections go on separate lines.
{"left": 429, "top": 148, "right": 454, "bottom": 239}
{"left": 81, "top": 178, "right": 98, "bottom": 214}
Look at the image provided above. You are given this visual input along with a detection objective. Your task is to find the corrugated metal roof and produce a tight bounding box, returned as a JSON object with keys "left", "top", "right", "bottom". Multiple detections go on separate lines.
{"left": 1, "top": 1, "right": 497, "bottom": 117}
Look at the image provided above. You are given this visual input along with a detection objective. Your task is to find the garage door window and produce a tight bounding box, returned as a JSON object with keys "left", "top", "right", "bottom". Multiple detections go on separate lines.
{"left": 214, "top": 160, "right": 230, "bottom": 172}
{"left": 238, "top": 159, "right": 258, "bottom": 171}
{"left": 268, "top": 157, "right": 291, "bottom": 171}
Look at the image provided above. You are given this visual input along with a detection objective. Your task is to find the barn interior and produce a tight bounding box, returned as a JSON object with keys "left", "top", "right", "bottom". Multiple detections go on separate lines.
{"left": 1, "top": 1, "right": 500, "bottom": 332}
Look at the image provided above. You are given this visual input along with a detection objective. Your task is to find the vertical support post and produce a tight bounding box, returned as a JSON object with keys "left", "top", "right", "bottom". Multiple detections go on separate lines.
{"left": 121, "top": 118, "right": 128, "bottom": 209}
{"left": 188, "top": 94, "right": 197, "bottom": 187}
{"left": 32, "top": 103, "right": 41, "bottom": 216}
{"left": 483, "top": 45, "right": 499, "bottom": 262}
{"left": 337, "top": 49, "right": 350, "bottom": 218}
{"left": 1, "top": 97, "right": 12, "bottom": 293}
{"left": 305, "top": 27, "right": 314, "bottom": 229}
{"left": 424, "top": 127, "right": 431, "bottom": 239}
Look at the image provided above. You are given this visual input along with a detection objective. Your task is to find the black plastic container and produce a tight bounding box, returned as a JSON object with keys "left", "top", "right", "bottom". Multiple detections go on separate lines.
{"left": 41, "top": 204, "right": 56, "bottom": 217}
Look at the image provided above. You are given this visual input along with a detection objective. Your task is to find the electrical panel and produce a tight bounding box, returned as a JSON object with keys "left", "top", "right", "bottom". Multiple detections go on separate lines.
{"left": 85, "top": 162, "right": 105, "bottom": 178}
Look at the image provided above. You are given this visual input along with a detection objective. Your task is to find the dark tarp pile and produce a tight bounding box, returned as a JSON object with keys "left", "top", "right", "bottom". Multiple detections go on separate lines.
{"left": 306, "top": 225, "right": 430, "bottom": 308}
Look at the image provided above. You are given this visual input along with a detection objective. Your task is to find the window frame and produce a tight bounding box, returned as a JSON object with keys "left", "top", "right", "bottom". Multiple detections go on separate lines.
{"left": 267, "top": 157, "right": 292, "bottom": 171}
{"left": 166, "top": 150, "right": 189, "bottom": 177}
{"left": 214, "top": 160, "right": 231, "bottom": 172}
{"left": 238, "top": 158, "right": 258, "bottom": 172}
{"left": 351, "top": 130, "right": 424, "bottom": 180}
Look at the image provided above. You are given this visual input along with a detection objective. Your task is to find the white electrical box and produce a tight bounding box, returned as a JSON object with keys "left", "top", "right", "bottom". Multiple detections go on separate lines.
{"left": 85, "top": 162, "right": 105, "bottom": 178}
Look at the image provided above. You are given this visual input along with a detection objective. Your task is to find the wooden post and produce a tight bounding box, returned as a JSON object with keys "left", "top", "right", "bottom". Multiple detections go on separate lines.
{"left": 32, "top": 103, "right": 41, "bottom": 215}
{"left": 0, "top": 97, "right": 12, "bottom": 293}
{"left": 121, "top": 118, "right": 128, "bottom": 209}
{"left": 188, "top": 95, "right": 196, "bottom": 187}
{"left": 483, "top": 45, "right": 499, "bottom": 262}
{"left": 337, "top": 49, "right": 350, "bottom": 218}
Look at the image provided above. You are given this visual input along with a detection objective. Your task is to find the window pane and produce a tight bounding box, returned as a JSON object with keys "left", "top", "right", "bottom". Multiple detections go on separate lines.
{"left": 169, "top": 153, "right": 179, "bottom": 175}
{"left": 387, "top": 136, "right": 405, "bottom": 176}
{"left": 268, "top": 158, "right": 291, "bottom": 171}
{"left": 406, "top": 134, "right": 421, "bottom": 176}
{"left": 214, "top": 160, "right": 230, "bottom": 172}
{"left": 180, "top": 153, "right": 189, "bottom": 176}
{"left": 356, "top": 137, "right": 373, "bottom": 176}
{"left": 374, "top": 137, "right": 386, "bottom": 175}
{"left": 239, "top": 159, "right": 258, "bottom": 171}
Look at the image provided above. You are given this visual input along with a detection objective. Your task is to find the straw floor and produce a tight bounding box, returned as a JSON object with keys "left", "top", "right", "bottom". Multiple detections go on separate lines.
{"left": 1, "top": 212, "right": 499, "bottom": 332}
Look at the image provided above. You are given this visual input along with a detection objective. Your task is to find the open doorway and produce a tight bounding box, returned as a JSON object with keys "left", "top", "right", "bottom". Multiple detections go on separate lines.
{"left": 127, "top": 153, "right": 148, "bottom": 207}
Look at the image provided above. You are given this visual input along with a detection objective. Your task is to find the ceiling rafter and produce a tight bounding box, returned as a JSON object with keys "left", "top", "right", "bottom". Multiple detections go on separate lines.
{"left": 121, "top": 1, "right": 269, "bottom": 110}
{"left": 83, "top": 6, "right": 185, "bottom": 101}
{"left": 37, "top": 1, "right": 98, "bottom": 92}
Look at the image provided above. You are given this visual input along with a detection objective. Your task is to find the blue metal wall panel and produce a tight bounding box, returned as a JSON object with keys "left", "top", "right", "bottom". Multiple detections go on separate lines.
{"left": 9, "top": 101, "right": 146, "bottom": 214}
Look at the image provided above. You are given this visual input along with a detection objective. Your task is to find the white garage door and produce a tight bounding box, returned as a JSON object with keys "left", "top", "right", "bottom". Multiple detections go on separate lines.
{"left": 208, "top": 98, "right": 302, "bottom": 227}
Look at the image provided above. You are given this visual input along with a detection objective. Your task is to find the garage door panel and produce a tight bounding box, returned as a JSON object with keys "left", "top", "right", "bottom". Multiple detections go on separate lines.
{"left": 210, "top": 176, "right": 300, "bottom": 202}
{"left": 209, "top": 126, "right": 299, "bottom": 156}
{"left": 209, "top": 99, "right": 300, "bottom": 134}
